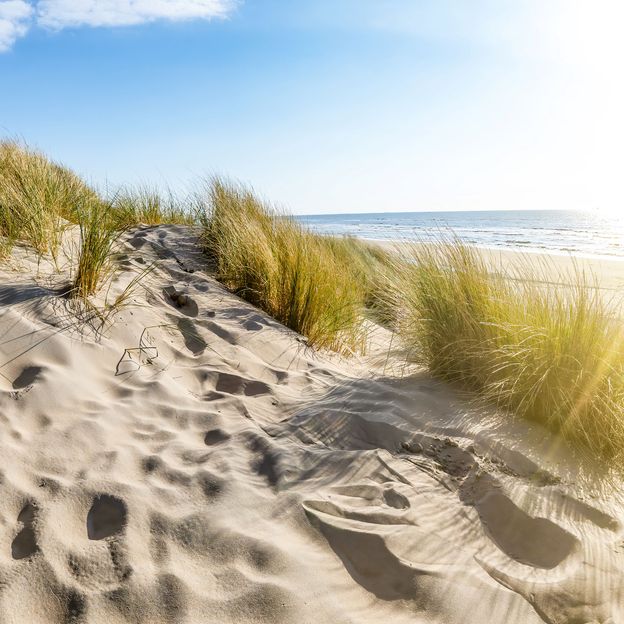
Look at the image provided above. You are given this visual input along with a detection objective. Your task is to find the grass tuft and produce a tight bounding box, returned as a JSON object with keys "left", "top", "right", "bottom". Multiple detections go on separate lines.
{"left": 111, "top": 186, "right": 197, "bottom": 228}
{"left": 386, "top": 238, "right": 624, "bottom": 461}
{"left": 199, "top": 178, "right": 375, "bottom": 353}
{"left": 72, "top": 197, "right": 123, "bottom": 299}
{"left": 0, "top": 141, "right": 98, "bottom": 261}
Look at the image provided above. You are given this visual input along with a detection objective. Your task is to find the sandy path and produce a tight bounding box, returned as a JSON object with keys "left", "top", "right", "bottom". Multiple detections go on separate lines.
{"left": 0, "top": 226, "right": 622, "bottom": 623}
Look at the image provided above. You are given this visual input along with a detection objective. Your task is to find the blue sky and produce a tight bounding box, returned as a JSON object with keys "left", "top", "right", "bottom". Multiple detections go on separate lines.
{"left": 0, "top": 1, "right": 622, "bottom": 214}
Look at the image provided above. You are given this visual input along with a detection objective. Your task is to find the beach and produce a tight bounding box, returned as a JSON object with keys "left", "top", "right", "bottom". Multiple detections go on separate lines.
{"left": 373, "top": 238, "right": 624, "bottom": 292}
{"left": 478, "top": 247, "right": 624, "bottom": 292}
{"left": 0, "top": 224, "right": 623, "bottom": 623}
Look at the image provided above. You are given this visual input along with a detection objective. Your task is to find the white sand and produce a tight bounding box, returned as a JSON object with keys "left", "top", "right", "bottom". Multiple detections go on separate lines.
{"left": 374, "top": 238, "right": 624, "bottom": 292}
{"left": 0, "top": 226, "right": 623, "bottom": 623}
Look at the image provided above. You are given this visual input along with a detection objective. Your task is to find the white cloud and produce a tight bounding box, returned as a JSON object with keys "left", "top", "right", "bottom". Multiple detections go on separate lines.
{"left": 0, "top": 0, "right": 33, "bottom": 51}
{"left": 37, "top": 0, "right": 236, "bottom": 29}
{"left": 0, "top": 0, "right": 237, "bottom": 51}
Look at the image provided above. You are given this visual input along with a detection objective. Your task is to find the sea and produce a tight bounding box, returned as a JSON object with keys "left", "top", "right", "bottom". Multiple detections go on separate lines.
{"left": 297, "top": 210, "right": 624, "bottom": 261}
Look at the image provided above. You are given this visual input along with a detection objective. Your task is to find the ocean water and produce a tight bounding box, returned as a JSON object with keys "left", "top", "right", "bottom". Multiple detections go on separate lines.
{"left": 298, "top": 210, "right": 624, "bottom": 260}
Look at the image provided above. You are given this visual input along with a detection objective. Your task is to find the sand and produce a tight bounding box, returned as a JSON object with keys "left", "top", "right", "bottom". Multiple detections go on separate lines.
{"left": 374, "top": 238, "right": 624, "bottom": 292}
{"left": 0, "top": 225, "right": 623, "bottom": 623}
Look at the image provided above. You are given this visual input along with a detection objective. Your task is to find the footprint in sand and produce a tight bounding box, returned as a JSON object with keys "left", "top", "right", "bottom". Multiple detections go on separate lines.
{"left": 87, "top": 495, "right": 128, "bottom": 540}
{"left": 164, "top": 286, "right": 199, "bottom": 317}
{"left": 215, "top": 372, "right": 271, "bottom": 397}
{"left": 204, "top": 428, "right": 231, "bottom": 446}
{"left": 461, "top": 473, "right": 580, "bottom": 569}
{"left": 243, "top": 318, "right": 263, "bottom": 331}
{"left": 177, "top": 317, "right": 207, "bottom": 356}
{"left": 12, "top": 502, "right": 39, "bottom": 560}
{"left": 12, "top": 366, "right": 44, "bottom": 390}
{"left": 247, "top": 435, "right": 281, "bottom": 487}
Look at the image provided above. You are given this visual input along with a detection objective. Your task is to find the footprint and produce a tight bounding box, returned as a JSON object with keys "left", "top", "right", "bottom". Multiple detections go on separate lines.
{"left": 142, "top": 455, "right": 164, "bottom": 474}
{"left": 462, "top": 473, "right": 579, "bottom": 569}
{"left": 149, "top": 514, "right": 170, "bottom": 565}
{"left": 248, "top": 437, "right": 281, "bottom": 487}
{"left": 128, "top": 232, "right": 147, "bottom": 249}
{"left": 382, "top": 488, "right": 410, "bottom": 510}
{"left": 157, "top": 573, "right": 187, "bottom": 622}
{"left": 164, "top": 286, "right": 199, "bottom": 317}
{"left": 197, "top": 471, "right": 225, "bottom": 499}
{"left": 64, "top": 590, "right": 87, "bottom": 623}
{"left": 177, "top": 318, "right": 207, "bottom": 355}
{"left": 215, "top": 372, "right": 271, "bottom": 397}
{"left": 12, "top": 502, "right": 39, "bottom": 560}
{"left": 13, "top": 366, "right": 43, "bottom": 390}
{"left": 204, "top": 429, "right": 231, "bottom": 446}
{"left": 87, "top": 495, "right": 128, "bottom": 540}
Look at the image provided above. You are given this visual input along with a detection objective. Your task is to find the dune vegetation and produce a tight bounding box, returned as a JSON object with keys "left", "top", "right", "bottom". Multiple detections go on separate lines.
{"left": 385, "top": 240, "right": 624, "bottom": 462}
{"left": 198, "top": 178, "right": 390, "bottom": 354}
{"left": 111, "top": 186, "right": 196, "bottom": 229}
{"left": 0, "top": 141, "right": 197, "bottom": 295}
{"left": 71, "top": 198, "right": 122, "bottom": 299}
{"left": 2, "top": 140, "right": 624, "bottom": 462}
{"left": 0, "top": 140, "right": 98, "bottom": 261}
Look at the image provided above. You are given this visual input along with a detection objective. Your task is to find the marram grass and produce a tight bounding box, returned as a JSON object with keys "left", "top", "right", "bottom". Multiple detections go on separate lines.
{"left": 0, "top": 142, "right": 197, "bottom": 263}
{"left": 385, "top": 239, "right": 624, "bottom": 461}
{"left": 72, "top": 198, "right": 122, "bottom": 299}
{"left": 4, "top": 140, "right": 624, "bottom": 463}
{"left": 199, "top": 178, "right": 382, "bottom": 354}
{"left": 0, "top": 141, "right": 198, "bottom": 297}
{"left": 111, "top": 186, "right": 197, "bottom": 228}
{"left": 0, "top": 140, "right": 98, "bottom": 260}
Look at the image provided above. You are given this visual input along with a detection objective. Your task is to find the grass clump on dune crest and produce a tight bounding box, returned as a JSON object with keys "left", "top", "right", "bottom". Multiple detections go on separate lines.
{"left": 0, "top": 142, "right": 196, "bottom": 263}
{"left": 111, "top": 186, "right": 197, "bottom": 228}
{"left": 199, "top": 178, "right": 375, "bottom": 353}
{"left": 386, "top": 238, "right": 624, "bottom": 461}
{"left": 0, "top": 141, "right": 98, "bottom": 260}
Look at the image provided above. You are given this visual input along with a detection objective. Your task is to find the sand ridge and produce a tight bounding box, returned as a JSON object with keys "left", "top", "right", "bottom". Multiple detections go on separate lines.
{"left": 0, "top": 225, "right": 622, "bottom": 623}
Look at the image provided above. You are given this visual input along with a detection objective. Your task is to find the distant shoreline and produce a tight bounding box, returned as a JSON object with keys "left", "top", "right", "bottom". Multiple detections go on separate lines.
{"left": 298, "top": 209, "right": 624, "bottom": 263}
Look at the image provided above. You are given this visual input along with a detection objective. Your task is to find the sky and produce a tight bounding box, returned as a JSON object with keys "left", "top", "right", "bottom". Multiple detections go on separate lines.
{"left": 0, "top": 0, "right": 622, "bottom": 215}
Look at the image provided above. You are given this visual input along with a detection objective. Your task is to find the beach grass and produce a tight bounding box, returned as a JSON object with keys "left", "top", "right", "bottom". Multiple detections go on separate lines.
{"left": 386, "top": 238, "right": 624, "bottom": 461}
{"left": 0, "top": 141, "right": 98, "bottom": 261}
{"left": 72, "top": 197, "right": 123, "bottom": 299}
{"left": 5, "top": 140, "right": 624, "bottom": 462}
{"left": 0, "top": 142, "right": 196, "bottom": 263}
{"left": 199, "top": 178, "right": 374, "bottom": 353}
{"left": 111, "top": 186, "right": 197, "bottom": 228}
{"left": 0, "top": 142, "right": 199, "bottom": 300}
{"left": 317, "top": 235, "right": 400, "bottom": 332}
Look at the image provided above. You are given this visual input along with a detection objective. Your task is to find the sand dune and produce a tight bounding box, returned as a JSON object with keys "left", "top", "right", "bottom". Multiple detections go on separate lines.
{"left": 0, "top": 225, "right": 622, "bottom": 623}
